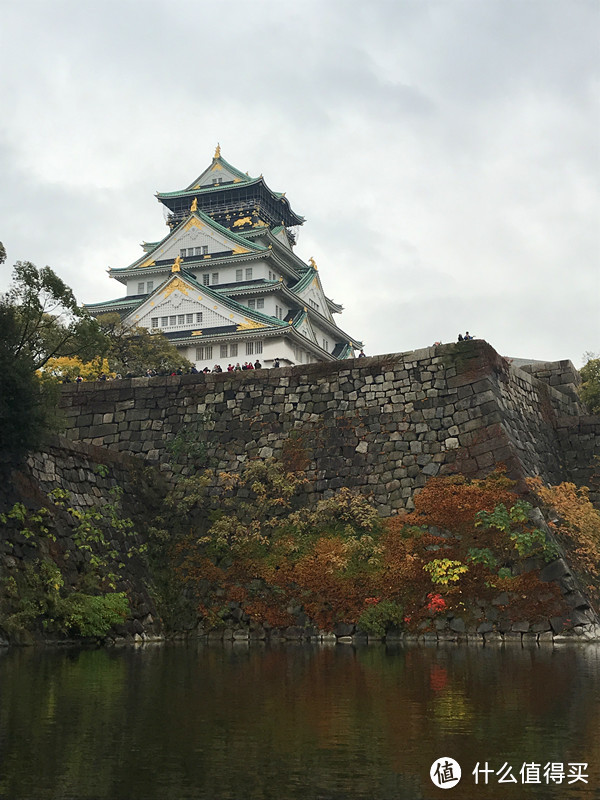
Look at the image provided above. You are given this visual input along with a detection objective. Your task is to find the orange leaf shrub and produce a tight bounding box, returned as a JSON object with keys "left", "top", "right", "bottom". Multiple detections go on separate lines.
{"left": 403, "top": 469, "right": 518, "bottom": 534}
{"left": 526, "top": 477, "right": 600, "bottom": 577}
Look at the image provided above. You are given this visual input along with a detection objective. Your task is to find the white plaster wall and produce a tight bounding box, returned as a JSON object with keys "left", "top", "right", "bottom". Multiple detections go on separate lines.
{"left": 311, "top": 324, "right": 332, "bottom": 353}
{"left": 176, "top": 335, "right": 324, "bottom": 371}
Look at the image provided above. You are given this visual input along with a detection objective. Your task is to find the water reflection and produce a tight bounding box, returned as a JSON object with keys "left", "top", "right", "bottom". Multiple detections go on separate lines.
{"left": 0, "top": 643, "right": 598, "bottom": 799}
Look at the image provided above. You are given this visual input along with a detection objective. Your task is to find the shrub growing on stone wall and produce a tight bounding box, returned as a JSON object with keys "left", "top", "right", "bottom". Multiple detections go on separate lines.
{"left": 527, "top": 477, "right": 600, "bottom": 597}
{"left": 0, "top": 472, "right": 141, "bottom": 641}
{"left": 159, "top": 466, "right": 577, "bottom": 636}
{"left": 357, "top": 599, "right": 405, "bottom": 637}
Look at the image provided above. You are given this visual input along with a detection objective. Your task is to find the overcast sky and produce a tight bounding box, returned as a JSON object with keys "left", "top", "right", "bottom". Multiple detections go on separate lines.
{"left": 1, "top": 0, "right": 598, "bottom": 365}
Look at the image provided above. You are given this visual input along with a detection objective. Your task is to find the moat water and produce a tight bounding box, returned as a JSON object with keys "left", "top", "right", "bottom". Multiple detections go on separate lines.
{"left": 0, "top": 642, "right": 598, "bottom": 800}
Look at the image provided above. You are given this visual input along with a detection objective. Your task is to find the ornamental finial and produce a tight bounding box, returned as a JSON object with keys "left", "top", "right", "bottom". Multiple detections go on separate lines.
{"left": 309, "top": 256, "right": 318, "bottom": 270}
{"left": 214, "top": 143, "right": 221, "bottom": 159}
{"left": 172, "top": 255, "right": 182, "bottom": 273}
{"left": 190, "top": 197, "right": 197, "bottom": 212}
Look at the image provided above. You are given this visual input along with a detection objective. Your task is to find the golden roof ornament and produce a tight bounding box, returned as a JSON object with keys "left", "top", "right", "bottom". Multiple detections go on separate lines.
{"left": 309, "top": 257, "right": 318, "bottom": 270}
{"left": 214, "top": 143, "right": 221, "bottom": 159}
{"left": 190, "top": 197, "right": 197, "bottom": 212}
{"left": 172, "top": 255, "right": 182, "bottom": 273}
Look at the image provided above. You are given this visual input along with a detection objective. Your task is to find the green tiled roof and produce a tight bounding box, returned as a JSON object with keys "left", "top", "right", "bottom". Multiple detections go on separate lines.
{"left": 214, "top": 279, "right": 280, "bottom": 294}
{"left": 157, "top": 176, "right": 262, "bottom": 200}
{"left": 291, "top": 267, "right": 318, "bottom": 294}
{"left": 84, "top": 295, "right": 144, "bottom": 310}
{"left": 157, "top": 175, "right": 305, "bottom": 224}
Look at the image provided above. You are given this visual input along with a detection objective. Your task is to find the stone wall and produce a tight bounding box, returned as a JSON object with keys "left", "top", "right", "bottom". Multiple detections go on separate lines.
{"left": 518, "top": 359, "right": 582, "bottom": 405}
{"left": 0, "top": 438, "right": 165, "bottom": 643}
{"left": 556, "top": 416, "right": 600, "bottom": 505}
{"left": 58, "top": 340, "right": 598, "bottom": 513}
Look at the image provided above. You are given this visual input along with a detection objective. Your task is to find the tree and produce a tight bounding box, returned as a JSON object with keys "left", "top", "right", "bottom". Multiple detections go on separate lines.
{"left": 0, "top": 261, "right": 105, "bottom": 459}
{"left": 0, "top": 304, "right": 59, "bottom": 460}
{"left": 97, "top": 313, "right": 191, "bottom": 375}
{"left": 0, "top": 241, "right": 6, "bottom": 265}
{"left": 580, "top": 354, "right": 600, "bottom": 414}
{"left": 3, "top": 261, "right": 106, "bottom": 370}
{"left": 43, "top": 355, "right": 114, "bottom": 382}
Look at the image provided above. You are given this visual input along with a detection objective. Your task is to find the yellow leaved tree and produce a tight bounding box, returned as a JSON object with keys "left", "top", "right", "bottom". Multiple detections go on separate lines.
{"left": 42, "top": 355, "right": 115, "bottom": 382}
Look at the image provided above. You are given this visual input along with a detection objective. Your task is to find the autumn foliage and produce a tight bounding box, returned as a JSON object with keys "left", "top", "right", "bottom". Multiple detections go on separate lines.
{"left": 403, "top": 471, "right": 518, "bottom": 533}
{"left": 163, "top": 462, "right": 583, "bottom": 635}
{"left": 526, "top": 477, "right": 600, "bottom": 596}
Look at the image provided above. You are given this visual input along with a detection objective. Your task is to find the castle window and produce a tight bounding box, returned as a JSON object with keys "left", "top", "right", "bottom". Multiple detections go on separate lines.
{"left": 322, "top": 339, "right": 329, "bottom": 351}
{"left": 180, "top": 249, "right": 186, "bottom": 257}
{"left": 203, "top": 273, "right": 210, "bottom": 286}
{"left": 196, "top": 346, "right": 213, "bottom": 360}
{"left": 186, "top": 313, "right": 193, "bottom": 324}
{"left": 246, "top": 342, "right": 254, "bottom": 356}
{"left": 245, "top": 268, "right": 253, "bottom": 281}
{"left": 275, "top": 305, "right": 284, "bottom": 320}
{"left": 161, "top": 317, "right": 168, "bottom": 326}
{"left": 230, "top": 343, "right": 238, "bottom": 357}
{"left": 309, "top": 299, "right": 319, "bottom": 311}
{"left": 195, "top": 246, "right": 208, "bottom": 256}
{"left": 236, "top": 269, "right": 243, "bottom": 282}
{"left": 256, "top": 298, "right": 264, "bottom": 309}
{"left": 247, "top": 299, "right": 255, "bottom": 309}
{"left": 196, "top": 312, "right": 203, "bottom": 323}
{"left": 147, "top": 281, "right": 154, "bottom": 293}
{"left": 137, "top": 281, "right": 145, "bottom": 294}
{"left": 177, "top": 315, "right": 185, "bottom": 325}
{"left": 212, "top": 273, "right": 219, "bottom": 284}
{"left": 151, "top": 318, "right": 158, "bottom": 328}
{"left": 220, "top": 345, "right": 228, "bottom": 358}
{"left": 169, "top": 316, "right": 176, "bottom": 326}
{"left": 255, "top": 342, "right": 263, "bottom": 354}
{"left": 211, "top": 177, "right": 223, "bottom": 185}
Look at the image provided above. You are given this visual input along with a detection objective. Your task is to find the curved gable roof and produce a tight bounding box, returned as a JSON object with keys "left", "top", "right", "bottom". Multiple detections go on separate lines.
{"left": 185, "top": 154, "right": 254, "bottom": 190}
{"left": 111, "top": 209, "right": 268, "bottom": 274}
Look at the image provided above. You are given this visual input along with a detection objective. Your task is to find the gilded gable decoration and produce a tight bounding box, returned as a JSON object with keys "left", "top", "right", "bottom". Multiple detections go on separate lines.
{"left": 236, "top": 319, "right": 267, "bottom": 331}
{"left": 162, "top": 277, "right": 189, "bottom": 299}
{"left": 184, "top": 217, "right": 204, "bottom": 232}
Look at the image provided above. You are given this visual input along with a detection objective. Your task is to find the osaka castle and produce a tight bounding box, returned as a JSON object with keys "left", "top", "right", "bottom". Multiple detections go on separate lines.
{"left": 86, "top": 146, "right": 362, "bottom": 369}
